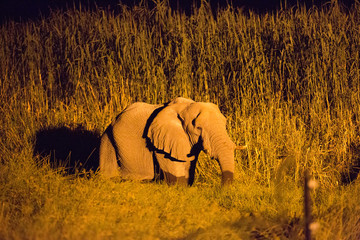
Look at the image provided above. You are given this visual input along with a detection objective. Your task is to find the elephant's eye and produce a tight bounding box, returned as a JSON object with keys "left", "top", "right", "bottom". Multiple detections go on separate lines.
{"left": 192, "top": 119, "right": 196, "bottom": 126}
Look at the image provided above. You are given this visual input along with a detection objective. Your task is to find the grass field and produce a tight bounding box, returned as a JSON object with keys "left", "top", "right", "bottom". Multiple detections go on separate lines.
{"left": 1, "top": 0, "right": 360, "bottom": 239}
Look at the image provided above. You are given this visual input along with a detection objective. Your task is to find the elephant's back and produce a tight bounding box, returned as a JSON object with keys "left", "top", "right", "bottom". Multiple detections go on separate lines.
{"left": 113, "top": 102, "right": 159, "bottom": 131}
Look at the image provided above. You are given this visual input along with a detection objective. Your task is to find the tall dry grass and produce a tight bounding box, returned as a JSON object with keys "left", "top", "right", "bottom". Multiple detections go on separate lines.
{"left": 1, "top": 1, "right": 360, "bottom": 239}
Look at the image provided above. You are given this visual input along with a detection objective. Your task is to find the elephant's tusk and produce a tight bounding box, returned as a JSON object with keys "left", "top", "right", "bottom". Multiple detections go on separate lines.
{"left": 235, "top": 145, "right": 247, "bottom": 150}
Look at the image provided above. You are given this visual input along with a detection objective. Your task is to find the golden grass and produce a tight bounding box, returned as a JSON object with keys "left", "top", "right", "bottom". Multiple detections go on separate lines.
{"left": 1, "top": 1, "right": 360, "bottom": 239}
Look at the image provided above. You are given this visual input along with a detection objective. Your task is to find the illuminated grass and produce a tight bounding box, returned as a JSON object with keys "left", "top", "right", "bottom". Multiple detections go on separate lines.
{"left": 1, "top": 1, "right": 360, "bottom": 239}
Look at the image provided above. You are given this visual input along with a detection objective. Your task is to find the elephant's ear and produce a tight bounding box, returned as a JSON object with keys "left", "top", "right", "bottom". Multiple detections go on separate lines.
{"left": 147, "top": 104, "right": 194, "bottom": 162}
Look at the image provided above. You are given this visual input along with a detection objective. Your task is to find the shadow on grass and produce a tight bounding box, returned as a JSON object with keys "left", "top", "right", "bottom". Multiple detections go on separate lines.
{"left": 33, "top": 125, "right": 100, "bottom": 175}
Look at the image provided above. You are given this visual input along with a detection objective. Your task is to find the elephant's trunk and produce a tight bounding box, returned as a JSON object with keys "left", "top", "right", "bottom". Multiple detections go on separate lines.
{"left": 207, "top": 130, "right": 235, "bottom": 185}
{"left": 217, "top": 146, "right": 235, "bottom": 185}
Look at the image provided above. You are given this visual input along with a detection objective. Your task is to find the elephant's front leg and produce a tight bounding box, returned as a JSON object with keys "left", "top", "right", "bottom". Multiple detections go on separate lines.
{"left": 155, "top": 152, "right": 190, "bottom": 185}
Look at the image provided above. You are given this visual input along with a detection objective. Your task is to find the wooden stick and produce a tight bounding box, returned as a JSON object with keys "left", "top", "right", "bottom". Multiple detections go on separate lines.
{"left": 304, "top": 169, "right": 311, "bottom": 240}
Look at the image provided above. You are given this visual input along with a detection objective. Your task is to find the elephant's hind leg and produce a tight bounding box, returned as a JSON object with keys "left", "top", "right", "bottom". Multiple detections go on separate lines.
{"left": 99, "top": 132, "right": 120, "bottom": 178}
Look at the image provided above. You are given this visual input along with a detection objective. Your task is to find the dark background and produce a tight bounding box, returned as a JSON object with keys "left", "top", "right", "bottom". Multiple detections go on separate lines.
{"left": 0, "top": 0, "right": 355, "bottom": 23}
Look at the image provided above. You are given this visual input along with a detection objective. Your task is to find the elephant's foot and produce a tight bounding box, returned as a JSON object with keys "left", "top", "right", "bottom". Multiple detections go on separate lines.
{"left": 163, "top": 171, "right": 188, "bottom": 186}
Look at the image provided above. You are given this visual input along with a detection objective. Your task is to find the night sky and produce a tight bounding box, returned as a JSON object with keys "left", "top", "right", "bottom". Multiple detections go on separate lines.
{"left": 0, "top": 0, "right": 355, "bottom": 23}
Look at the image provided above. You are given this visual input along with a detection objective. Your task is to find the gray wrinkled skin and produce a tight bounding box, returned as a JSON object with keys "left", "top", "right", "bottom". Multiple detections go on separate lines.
{"left": 99, "top": 97, "right": 237, "bottom": 185}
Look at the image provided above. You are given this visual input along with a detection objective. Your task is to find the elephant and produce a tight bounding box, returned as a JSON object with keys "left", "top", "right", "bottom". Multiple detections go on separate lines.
{"left": 99, "top": 97, "right": 245, "bottom": 185}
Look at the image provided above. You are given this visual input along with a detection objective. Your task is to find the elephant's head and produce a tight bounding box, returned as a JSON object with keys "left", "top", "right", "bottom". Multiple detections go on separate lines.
{"left": 147, "top": 97, "right": 238, "bottom": 185}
